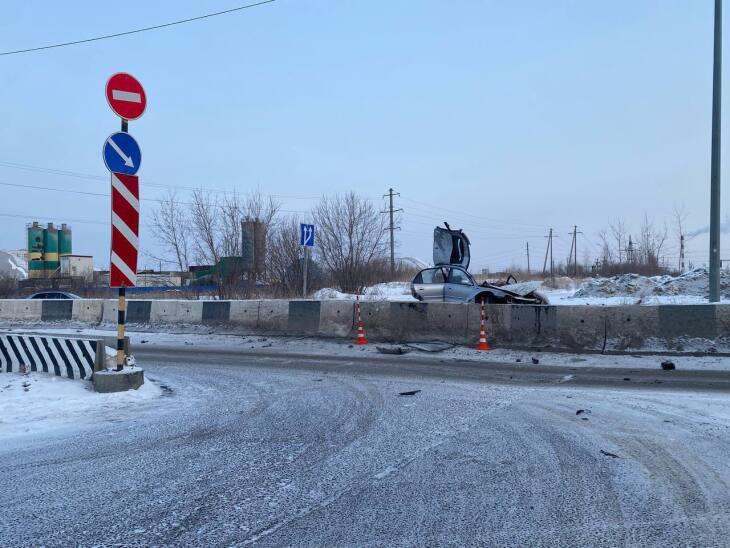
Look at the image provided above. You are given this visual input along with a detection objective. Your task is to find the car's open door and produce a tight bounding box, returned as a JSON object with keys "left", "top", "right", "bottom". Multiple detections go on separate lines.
{"left": 433, "top": 225, "right": 470, "bottom": 269}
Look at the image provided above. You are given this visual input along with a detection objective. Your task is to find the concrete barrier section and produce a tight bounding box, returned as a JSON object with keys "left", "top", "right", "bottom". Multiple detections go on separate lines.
{"left": 608, "top": 306, "right": 660, "bottom": 349}
{"left": 0, "top": 334, "right": 98, "bottom": 379}
{"left": 510, "top": 306, "right": 557, "bottom": 346}
{"left": 149, "top": 301, "right": 202, "bottom": 324}
{"left": 0, "top": 299, "right": 43, "bottom": 322}
{"left": 556, "top": 306, "right": 606, "bottom": 350}
{"left": 288, "top": 301, "right": 321, "bottom": 335}
{"left": 229, "top": 300, "right": 260, "bottom": 327}
{"left": 42, "top": 300, "right": 73, "bottom": 321}
{"left": 202, "top": 301, "right": 231, "bottom": 323}
{"left": 318, "top": 301, "right": 352, "bottom": 337}
{"left": 72, "top": 300, "right": 104, "bottom": 323}
{"left": 257, "top": 300, "right": 289, "bottom": 332}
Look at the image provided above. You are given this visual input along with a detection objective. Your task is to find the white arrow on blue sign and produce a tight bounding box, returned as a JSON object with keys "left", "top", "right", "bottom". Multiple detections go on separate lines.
{"left": 103, "top": 132, "right": 141, "bottom": 175}
{"left": 300, "top": 224, "right": 315, "bottom": 247}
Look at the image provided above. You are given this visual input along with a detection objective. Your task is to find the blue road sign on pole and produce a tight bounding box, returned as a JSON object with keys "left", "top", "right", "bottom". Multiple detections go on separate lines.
{"left": 103, "top": 131, "right": 142, "bottom": 175}
{"left": 300, "top": 224, "right": 315, "bottom": 247}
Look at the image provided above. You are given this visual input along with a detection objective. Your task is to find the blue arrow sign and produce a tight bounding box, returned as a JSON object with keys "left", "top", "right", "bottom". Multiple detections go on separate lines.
{"left": 300, "top": 223, "right": 315, "bottom": 247}
{"left": 103, "top": 132, "right": 141, "bottom": 175}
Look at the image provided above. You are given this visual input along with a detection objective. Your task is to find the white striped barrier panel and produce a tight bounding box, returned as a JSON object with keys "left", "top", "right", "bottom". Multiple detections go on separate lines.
{"left": 0, "top": 334, "right": 100, "bottom": 380}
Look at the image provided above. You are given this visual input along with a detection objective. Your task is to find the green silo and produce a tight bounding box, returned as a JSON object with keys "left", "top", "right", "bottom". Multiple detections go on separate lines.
{"left": 43, "top": 223, "right": 59, "bottom": 273}
{"left": 58, "top": 223, "right": 72, "bottom": 256}
{"left": 27, "top": 222, "right": 45, "bottom": 279}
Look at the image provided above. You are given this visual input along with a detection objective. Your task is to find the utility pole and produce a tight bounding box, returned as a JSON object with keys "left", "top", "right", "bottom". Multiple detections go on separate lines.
{"left": 680, "top": 234, "right": 686, "bottom": 273}
{"left": 526, "top": 242, "right": 531, "bottom": 274}
{"left": 383, "top": 188, "right": 402, "bottom": 276}
{"left": 567, "top": 225, "right": 582, "bottom": 277}
{"left": 542, "top": 228, "right": 556, "bottom": 285}
{"left": 710, "top": 0, "right": 723, "bottom": 301}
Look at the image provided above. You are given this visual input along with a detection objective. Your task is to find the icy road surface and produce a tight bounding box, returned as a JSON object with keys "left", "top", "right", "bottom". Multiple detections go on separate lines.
{"left": 2, "top": 350, "right": 730, "bottom": 546}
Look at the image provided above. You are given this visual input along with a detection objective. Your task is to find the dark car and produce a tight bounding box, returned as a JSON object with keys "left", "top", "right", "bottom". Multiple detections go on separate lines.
{"left": 26, "top": 291, "right": 81, "bottom": 300}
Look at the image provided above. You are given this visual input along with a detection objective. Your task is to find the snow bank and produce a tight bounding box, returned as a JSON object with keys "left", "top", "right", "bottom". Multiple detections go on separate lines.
{"left": 570, "top": 268, "right": 730, "bottom": 303}
{"left": 0, "top": 371, "right": 161, "bottom": 442}
{"left": 312, "top": 282, "right": 416, "bottom": 302}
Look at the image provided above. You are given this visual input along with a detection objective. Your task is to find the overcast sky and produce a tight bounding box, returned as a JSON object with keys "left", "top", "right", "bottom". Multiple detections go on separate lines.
{"left": 0, "top": 1, "right": 727, "bottom": 272}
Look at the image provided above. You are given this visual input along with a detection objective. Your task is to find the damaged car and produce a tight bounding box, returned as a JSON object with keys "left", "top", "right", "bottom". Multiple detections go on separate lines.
{"left": 410, "top": 225, "right": 548, "bottom": 304}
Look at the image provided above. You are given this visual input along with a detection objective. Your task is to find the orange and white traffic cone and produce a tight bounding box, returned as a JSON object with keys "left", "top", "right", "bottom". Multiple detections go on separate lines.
{"left": 355, "top": 294, "right": 368, "bottom": 345}
{"left": 476, "top": 298, "right": 491, "bottom": 351}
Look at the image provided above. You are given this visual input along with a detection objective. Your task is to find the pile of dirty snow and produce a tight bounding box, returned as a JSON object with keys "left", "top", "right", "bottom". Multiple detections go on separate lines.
{"left": 572, "top": 268, "right": 730, "bottom": 300}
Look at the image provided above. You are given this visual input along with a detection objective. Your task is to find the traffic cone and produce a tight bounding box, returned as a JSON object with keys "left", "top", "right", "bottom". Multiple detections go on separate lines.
{"left": 476, "top": 298, "right": 491, "bottom": 351}
{"left": 355, "top": 294, "right": 368, "bottom": 345}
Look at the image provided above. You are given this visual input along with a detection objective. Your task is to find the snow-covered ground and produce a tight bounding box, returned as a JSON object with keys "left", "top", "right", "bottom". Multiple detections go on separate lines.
{"left": 312, "top": 282, "right": 416, "bottom": 302}
{"left": 21, "top": 327, "right": 730, "bottom": 372}
{"left": 313, "top": 269, "right": 730, "bottom": 306}
{"left": 0, "top": 370, "right": 161, "bottom": 443}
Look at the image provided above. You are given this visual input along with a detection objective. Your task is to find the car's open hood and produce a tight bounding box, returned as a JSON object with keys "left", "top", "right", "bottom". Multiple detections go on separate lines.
{"left": 498, "top": 280, "right": 543, "bottom": 297}
{"left": 433, "top": 226, "right": 470, "bottom": 268}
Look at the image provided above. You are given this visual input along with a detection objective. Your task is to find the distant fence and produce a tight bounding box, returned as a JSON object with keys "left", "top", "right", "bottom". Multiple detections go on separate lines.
{"left": 0, "top": 334, "right": 99, "bottom": 379}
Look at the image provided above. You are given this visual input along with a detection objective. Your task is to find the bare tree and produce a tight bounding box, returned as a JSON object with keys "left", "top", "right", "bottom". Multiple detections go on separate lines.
{"left": 314, "top": 192, "right": 388, "bottom": 293}
{"left": 219, "top": 192, "right": 244, "bottom": 258}
{"left": 149, "top": 190, "right": 191, "bottom": 271}
{"left": 638, "top": 214, "right": 667, "bottom": 268}
{"left": 242, "top": 190, "right": 281, "bottom": 227}
{"left": 190, "top": 189, "right": 220, "bottom": 265}
{"left": 609, "top": 219, "right": 627, "bottom": 264}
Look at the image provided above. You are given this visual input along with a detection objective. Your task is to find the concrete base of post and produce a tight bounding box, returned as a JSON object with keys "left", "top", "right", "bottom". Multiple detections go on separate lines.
{"left": 92, "top": 368, "right": 144, "bottom": 393}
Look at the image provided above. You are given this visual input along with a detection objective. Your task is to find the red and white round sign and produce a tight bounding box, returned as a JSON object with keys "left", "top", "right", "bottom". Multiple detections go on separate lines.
{"left": 106, "top": 73, "right": 147, "bottom": 120}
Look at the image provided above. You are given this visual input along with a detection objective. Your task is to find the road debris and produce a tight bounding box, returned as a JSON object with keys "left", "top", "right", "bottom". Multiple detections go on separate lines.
{"left": 405, "top": 342, "right": 455, "bottom": 353}
{"left": 661, "top": 360, "right": 676, "bottom": 371}
{"left": 600, "top": 449, "right": 620, "bottom": 458}
{"left": 376, "top": 346, "right": 411, "bottom": 355}
{"left": 398, "top": 390, "right": 421, "bottom": 396}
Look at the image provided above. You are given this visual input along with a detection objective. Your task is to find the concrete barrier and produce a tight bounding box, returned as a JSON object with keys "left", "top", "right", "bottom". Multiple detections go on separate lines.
{"left": 0, "top": 299, "right": 727, "bottom": 351}
{"left": 0, "top": 333, "right": 101, "bottom": 380}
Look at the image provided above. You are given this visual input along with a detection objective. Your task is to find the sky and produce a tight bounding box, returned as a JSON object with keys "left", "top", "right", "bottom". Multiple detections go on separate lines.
{"left": 0, "top": 0, "right": 727, "bottom": 273}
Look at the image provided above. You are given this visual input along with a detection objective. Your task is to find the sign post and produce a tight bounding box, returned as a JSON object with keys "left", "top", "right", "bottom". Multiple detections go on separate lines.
{"left": 104, "top": 73, "right": 146, "bottom": 370}
{"left": 300, "top": 224, "right": 315, "bottom": 297}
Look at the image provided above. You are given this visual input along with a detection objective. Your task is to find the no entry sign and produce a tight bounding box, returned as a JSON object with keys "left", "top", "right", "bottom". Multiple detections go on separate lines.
{"left": 106, "top": 73, "right": 147, "bottom": 120}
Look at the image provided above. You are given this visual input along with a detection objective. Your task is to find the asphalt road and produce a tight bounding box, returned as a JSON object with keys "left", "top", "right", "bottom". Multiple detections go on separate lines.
{"left": 2, "top": 347, "right": 730, "bottom": 546}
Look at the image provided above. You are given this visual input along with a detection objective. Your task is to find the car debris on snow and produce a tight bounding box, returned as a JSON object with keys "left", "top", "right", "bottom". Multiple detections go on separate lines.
{"left": 661, "top": 360, "right": 676, "bottom": 370}
{"left": 376, "top": 346, "right": 411, "bottom": 355}
{"left": 398, "top": 390, "right": 421, "bottom": 396}
{"left": 600, "top": 450, "right": 620, "bottom": 458}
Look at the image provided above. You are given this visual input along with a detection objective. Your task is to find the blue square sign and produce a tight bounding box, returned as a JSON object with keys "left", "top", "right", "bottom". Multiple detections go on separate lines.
{"left": 300, "top": 224, "right": 315, "bottom": 247}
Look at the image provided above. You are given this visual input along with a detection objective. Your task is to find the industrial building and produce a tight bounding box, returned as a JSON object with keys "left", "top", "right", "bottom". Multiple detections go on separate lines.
{"left": 27, "top": 222, "right": 74, "bottom": 279}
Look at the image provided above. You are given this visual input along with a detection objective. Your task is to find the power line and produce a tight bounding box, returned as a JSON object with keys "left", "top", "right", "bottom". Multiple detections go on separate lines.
{"left": 0, "top": 160, "right": 318, "bottom": 199}
{"left": 0, "top": 0, "right": 277, "bottom": 56}
{"left": 0, "top": 180, "right": 307, "bottom": 214}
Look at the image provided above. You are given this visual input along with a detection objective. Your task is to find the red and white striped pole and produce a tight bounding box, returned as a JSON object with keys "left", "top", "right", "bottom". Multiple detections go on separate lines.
{"left": 355, "top": 294, "right": 368, "bottom": 345}
{"left": 476, "top": 297, "right": 491, "bottom": 351}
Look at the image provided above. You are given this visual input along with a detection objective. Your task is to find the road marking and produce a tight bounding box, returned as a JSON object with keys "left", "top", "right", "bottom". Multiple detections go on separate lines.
{"left": 107, "top": 137, "right": 134, "bottom": 167}
{"left": 112, "top": 89, "right": 142, "bottom": 103}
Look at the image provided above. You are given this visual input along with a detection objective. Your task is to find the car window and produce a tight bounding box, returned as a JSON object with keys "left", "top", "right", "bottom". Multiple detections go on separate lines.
{"left": 419, "top": 268, "right": 446, "bottom": 284}
{"left": 447, "top": 268, "right": 472, "bottom": 286}
{"left": 31, "top": 293, "right": 45, "bottom": 299}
